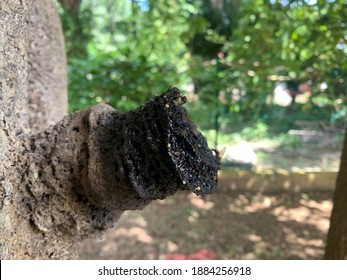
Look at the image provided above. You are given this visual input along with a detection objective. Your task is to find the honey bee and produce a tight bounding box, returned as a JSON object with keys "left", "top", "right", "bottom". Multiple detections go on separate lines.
{"left": 173, "top": 96, "right": 187, "bottom": 106}
{"left": 219, "top": 146, "right": 226, "bottom": 159}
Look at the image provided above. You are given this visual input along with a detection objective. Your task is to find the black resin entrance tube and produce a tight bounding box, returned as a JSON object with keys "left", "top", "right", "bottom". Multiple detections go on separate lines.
{"left": 82, "top": 87, "right": 221, "bottom": 210}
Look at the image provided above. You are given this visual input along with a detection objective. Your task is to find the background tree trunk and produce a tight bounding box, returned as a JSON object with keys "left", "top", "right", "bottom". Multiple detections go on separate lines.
{"left": 28, "top": 0, "right": 68, "bottom": 132}
{"left": 58, "top": 0, "right": 81, "bottom": 12}
{"left": 325, "top": 130, "right": 347, "bottom": 259}
{"left": 57, "top": 0, "right": 91, "bottom": 58}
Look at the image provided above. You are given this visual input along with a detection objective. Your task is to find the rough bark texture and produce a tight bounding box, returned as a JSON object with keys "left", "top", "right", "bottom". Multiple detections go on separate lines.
{"left": 0, "top": 1, "right": 220, "bottom": 259}
{"left": 0, "top": 0, "right": 30, "bottom": 260}
{"left": 325, "top": 130, "right": 347, "bottom": 259}
{"left": 28, "top": 0, "right": 68, "bottom": 132}
{"left": 0, "top": 1, "right": 29, "bottom": 133}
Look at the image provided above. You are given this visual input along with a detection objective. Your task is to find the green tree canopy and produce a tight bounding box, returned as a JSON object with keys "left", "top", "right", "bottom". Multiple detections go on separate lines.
{"left": 58, "top": 0, "right": 347, "bottom": 135}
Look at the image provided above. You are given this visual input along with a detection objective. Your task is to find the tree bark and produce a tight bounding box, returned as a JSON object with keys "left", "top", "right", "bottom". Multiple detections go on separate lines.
{"left": 0, "top": 0, "right": 30, "bottom": 260}
{"left": 0, "top": 1, "right": 220, "bottom": 259}
{"left": 28, "top": 0, "right": 68, "bottom": 132}
{"left": 325, "top": 130, "right": 347, "bottom": 259}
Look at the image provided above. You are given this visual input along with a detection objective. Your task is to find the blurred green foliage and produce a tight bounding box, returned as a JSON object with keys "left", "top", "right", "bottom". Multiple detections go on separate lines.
{"left": 57, "top": 0, "right": 347, "bottom": 144}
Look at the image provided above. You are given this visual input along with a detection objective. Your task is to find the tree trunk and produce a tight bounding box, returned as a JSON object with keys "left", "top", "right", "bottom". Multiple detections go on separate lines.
{"left": 0, "top": 1, "right": 220, "bottom": 259}
{"left": 325, "top": 130, "right": 347, "bottom": 259}
{"left": 58, "top": 0, "right": 81, "bottom": 13}
{"left": 28, "top": 0, "right": 68, "bottom": 132}
{"left": 0, "top": 0, "right": 30, "bottom": 260}
{"left": 58, "top": 0, "right": 90, "bottom": 58}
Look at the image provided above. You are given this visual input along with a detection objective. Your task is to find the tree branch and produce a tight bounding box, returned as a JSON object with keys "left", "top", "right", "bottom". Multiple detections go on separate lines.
{"left": 19, "top": 87, "right": 220, "bottom": 259}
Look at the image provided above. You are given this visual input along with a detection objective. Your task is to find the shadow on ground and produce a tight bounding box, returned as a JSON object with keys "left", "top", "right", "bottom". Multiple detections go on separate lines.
{"left": 78, "top": 189, "right": 333, "bottom": 260}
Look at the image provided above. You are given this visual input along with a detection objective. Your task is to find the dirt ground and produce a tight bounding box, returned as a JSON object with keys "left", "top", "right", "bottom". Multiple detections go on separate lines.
{"left": 78, "top": 189, "right": 333, "bottom": 260}
{"left": 78, "top": 136, "right": 340, "bottom": 260}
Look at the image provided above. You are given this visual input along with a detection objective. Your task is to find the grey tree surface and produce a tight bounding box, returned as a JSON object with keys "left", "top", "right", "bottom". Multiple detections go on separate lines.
{"left": 0, "top": 0, "right": 220, "bottom": 259}
{"left": 325, "top": 130, "right": 347, "bottom": 260}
